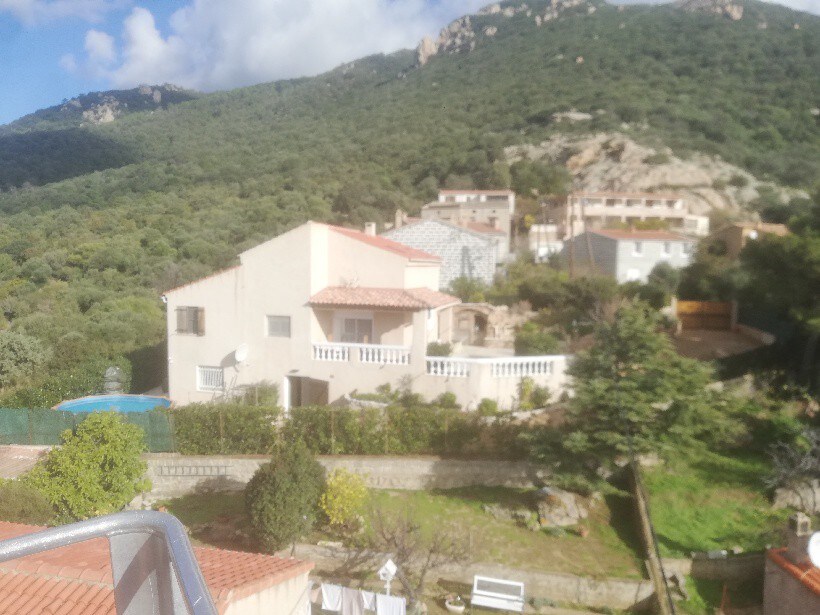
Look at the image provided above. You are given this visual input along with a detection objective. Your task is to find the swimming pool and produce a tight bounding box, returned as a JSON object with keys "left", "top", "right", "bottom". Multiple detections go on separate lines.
{"left": 54, "top": 394, "right": 171, "bottom": 414}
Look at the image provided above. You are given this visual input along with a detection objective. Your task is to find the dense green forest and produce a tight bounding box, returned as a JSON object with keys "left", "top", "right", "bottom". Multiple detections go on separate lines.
{"left": 0, "top": 0, "right": 818, "bottom": 399}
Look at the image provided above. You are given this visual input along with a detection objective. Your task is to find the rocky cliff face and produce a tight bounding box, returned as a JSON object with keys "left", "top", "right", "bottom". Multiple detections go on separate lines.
{"left": 675, "top": 0, "right": 744, "bottom": 21}
{"left": 75, "top": 84, "right": 189, "bottom": 126}
{"left": 505, "top": 132, "right": 805, "bottom": 215}
{"left": 417, "top": 1, "right": 592, "bottom": 66}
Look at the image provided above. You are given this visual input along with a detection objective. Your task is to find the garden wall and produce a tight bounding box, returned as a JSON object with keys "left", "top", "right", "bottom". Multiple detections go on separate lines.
{"left": 140, "top": 454, "right": 551, "bottom": 500}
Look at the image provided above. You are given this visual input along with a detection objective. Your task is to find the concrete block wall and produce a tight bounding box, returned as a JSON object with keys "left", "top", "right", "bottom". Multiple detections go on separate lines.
{"left": 141, "top": 454, "right": 551, "bottom": 500}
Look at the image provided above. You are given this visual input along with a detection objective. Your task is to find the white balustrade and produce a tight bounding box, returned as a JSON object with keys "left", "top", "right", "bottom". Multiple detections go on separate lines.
{"left": 425, "top": 355, "right": 563, "bottom": 380}
{"left": 358, "top": 344, "right": 411, "bottom": 365}
{"left": 489, "top": 356, "right": 556, "bottom": 378}
{"left": 426, "top": 357, "right": 471, "bottom": 378}
{"left": 312, "top": 343, "right": 410, "bottom": 365}
{"left": 312, "top": 343, "right": 350, "bottom": 362}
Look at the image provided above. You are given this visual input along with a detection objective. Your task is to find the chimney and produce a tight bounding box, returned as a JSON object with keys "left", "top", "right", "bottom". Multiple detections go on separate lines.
{"left": 394, "top": 209, "right": 406, "bottom": 229}
{"left": 364, "top": 222, "right": 377, "bottom": 236}
{"left": 786, "top": 512, "right": 812, "bottom": 565}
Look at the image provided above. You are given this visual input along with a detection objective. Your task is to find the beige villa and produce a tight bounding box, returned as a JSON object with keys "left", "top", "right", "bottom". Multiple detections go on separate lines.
{"left": 164, "top": 222, "right": 569, "bottom": 410}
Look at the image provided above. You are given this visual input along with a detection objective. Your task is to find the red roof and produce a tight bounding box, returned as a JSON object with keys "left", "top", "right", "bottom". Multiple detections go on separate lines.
{"left": 309, "top": 286, "right": 459, "bottom": 310}
{"left": 465, "top": 222, "right": 505, "bottom": 235}
{"left": 0, "top": 521, "right": 313, "bottom": 614}
{"left": 439, "top": 190, "right": 513, "bottom": 195}
{"left": 329, "top": 226, "right": 439, "bottom": 261}
{"left": 163, "top": 265, "right": 241, "bottom": 296}
{"left": 589, "top": 229, "right": 690, "bottom": 242}
{"left": 768, "top": 548, "right": 820, "bottom": 596}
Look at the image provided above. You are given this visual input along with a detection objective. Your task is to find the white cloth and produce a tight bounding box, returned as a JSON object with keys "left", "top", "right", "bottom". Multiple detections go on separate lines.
{"left": 376, "top": 594, "right": 406, "bottom": 615}
{"left": 360, "top": 591, "right": 376, "bottom": 612}
{"left": 321, "top": 583, "right": 344, "bottom": 612}
{"left": 342, "top": 587, "right": 364, "bottom": 615}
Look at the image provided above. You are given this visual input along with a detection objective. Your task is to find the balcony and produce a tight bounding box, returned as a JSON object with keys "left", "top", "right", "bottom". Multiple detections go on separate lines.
{"left": 312, "top": 342, "right": 411, "bottom": 365}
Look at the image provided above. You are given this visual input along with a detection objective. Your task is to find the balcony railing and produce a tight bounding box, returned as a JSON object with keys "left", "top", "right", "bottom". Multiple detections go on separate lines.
{"left": 426, "top": 355, "right": 564, "bottom": 379}
{"left": 426, "top": 357, "right": 472, "bottom": 378}
{"left": 312, "top": 342, "right": 411, "bottom": 365}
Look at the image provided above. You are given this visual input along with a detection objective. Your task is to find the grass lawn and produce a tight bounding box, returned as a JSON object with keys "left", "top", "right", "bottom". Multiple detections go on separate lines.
{"left": 643, "top": 450, "right": 790, "bottom": 558}
{"left": 161, "top": 485, "right": 645, "bottom": 579}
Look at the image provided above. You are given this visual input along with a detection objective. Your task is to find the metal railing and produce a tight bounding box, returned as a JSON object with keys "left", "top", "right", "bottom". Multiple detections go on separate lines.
{"left": 0, "top": 510, "right": 217, "bottom": 615}
{"left": 196, "top": 366, "right": 224, "bottom": 391}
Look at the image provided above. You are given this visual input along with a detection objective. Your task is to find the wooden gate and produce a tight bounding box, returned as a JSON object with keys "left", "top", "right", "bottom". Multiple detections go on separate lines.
{"left": 677, "top": 301, "right": 732, "bottom": 330}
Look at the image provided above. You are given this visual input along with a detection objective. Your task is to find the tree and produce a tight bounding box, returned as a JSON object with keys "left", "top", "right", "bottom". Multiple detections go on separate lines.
{"left": 25, "top": 412, "right": 150, "bottom": 522}
{"left": 0, "top": 330, "right": 49, "bottom": 388}
{"left": 362, "top": 504, "right": 468, "bottom": 606}
{"left": 245, "top": 440, "right": 325, "bottom": 552}
{"left": 448, "top": 277, "right": 487, "bottom": 303}
{"left": 565, "top": 303, "right": 737, "bottom": 463}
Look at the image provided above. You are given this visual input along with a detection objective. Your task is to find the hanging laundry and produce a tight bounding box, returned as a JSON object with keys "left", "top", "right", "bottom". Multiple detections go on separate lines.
{"left": 360, "top": 590, "right": 376, "bottom": 612}
{"left": 321, "top": 583, "right": 344, "bottom": 611}
{"left": 376, "top": 593, "right": 406, "bottom": 615}
{"left": 342, "top": 587, "right": 364, "bottom": 615}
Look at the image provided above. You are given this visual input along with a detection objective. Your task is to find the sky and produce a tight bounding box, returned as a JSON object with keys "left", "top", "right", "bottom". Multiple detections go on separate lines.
{"left": 0, "top": 0, "right": 818, "bottom": 125}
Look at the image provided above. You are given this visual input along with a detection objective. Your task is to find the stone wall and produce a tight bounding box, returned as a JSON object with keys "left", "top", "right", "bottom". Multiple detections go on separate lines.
{"left": 141, "top": 454, "right": 551, "bottom": 501}
{"left": 663, "top": 553, "right": 765, "bottom": 582}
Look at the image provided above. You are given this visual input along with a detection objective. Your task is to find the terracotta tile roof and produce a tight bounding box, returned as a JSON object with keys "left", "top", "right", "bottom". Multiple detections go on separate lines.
{"left": 768, "top": 548, "right": 820, "bottom": 596}
{"left": 309, "top": 286, "right": 460, "bottom": 310}
{"left": 438, "top": 190, "right": 514, "bottom": 195}
{"left": 328, "top": 225, "right": 439, "bottom": 261}
{"left": 162, "top": 265, "right": 241, "bottom": 296}
{"left": 589, "top": 229, "right": 691, "bottom": 242}
{"left": 0, "top": 521, "right": 313, "bottom": 614}
{"left": 464, "top": 222, "right": 505, "bottom": 235}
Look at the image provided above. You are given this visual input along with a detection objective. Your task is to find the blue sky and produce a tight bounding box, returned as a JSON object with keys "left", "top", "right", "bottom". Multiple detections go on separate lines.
{"left": 0, "top": 0, "right": 817, "bottom": 125}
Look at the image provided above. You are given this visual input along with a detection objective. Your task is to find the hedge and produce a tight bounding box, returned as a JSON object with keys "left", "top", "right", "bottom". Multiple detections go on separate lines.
{"left": 170, "top": 401, "right": 530, "bottom": 459}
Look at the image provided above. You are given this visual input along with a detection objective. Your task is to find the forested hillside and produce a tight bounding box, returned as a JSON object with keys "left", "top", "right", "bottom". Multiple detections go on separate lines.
{"left": 0, "top": 0, "right": 817, "bottom": 400}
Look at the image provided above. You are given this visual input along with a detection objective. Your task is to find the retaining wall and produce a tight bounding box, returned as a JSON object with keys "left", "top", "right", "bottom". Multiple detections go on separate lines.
{"left": 662, "top": 553, "right": 765, "bottom": 582}
{"left": 142, "top": 454, "right": 551, "bottom": 500}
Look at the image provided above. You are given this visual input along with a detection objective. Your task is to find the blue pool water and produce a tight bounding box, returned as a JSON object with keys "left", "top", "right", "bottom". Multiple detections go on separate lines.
{"left": 55, "top": 394, "right": 171, "bottom": 414}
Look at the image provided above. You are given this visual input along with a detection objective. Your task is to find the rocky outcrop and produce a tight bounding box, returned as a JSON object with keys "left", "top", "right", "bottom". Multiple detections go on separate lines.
{"left": 505, "top": 132, "right": 806, "bottom": 215}
{"left": 81, "top": 97, "right": 121, "bottom": 125}
{"left": 675, "top": 0, "right": 744, "bottom": 21}
{"left": 773, "top": 479, "right": 820, "bottom": 515}
{"left": 536, "top": 0, "right": 587, "bottom": 25}
{"left": 534, "top": 486, "right": 589, "bottom": 527}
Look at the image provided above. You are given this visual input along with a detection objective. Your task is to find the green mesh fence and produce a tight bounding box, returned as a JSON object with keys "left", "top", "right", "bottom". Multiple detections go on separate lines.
{"left": 0, "top": 408, "right": 174, "bottom": 452}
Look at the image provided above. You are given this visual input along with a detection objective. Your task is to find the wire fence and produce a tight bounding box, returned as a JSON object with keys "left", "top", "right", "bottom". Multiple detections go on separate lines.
{"left": 0, "top": 408, "right": 174, "bottom": 452}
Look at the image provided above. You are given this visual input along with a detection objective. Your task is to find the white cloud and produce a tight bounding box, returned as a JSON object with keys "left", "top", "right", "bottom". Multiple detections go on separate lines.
{"left": 78, "top": 0, "right": 489, "bottom": 91}
{"left": 0, "top": 0, "right": 118, "bottom": 25}
{"left": 59, "top": 52, "right": 78, "bottom": 72}
{"left": 85, "top": 29, "right": 116, "bottom": 65}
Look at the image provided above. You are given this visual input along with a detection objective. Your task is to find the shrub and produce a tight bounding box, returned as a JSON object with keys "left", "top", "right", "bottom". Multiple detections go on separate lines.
{"left": 514, "top": 322, "right": 561, "bottom": 356}
{"left": 0, "top": 331, "right": 49, "bottom": 388}
{"left": 171, "top": 403, "right": 278, "bottom": 454}
{"left": 426, "top": 342, "right": 452, "bottom": 357}
{"left": 245, "top": 440, "right": 325, "bottom": 551}
{"left": 25, "top": 412, "right": 150, "bottom": 521}
{"left": 0, "top": 480, "right": 55, "bottom": 525}
{"left": 320, "top": 469, "right": 368, "bottom": 530}
{"left": 644, "top": 152, "right": 670, "bottom": 165}
{"left": 476, "top": 398, "right": 499, "bottom": 416}
{"left": 0, "top": 356, "right": 132, "bottom": 409}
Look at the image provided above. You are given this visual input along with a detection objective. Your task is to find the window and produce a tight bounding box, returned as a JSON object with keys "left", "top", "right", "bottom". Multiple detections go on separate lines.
{"left": 683, "top": 242, "right": 693, "bottom": 254}
{"left": 341, "top": 318, "right": 372, "bottom": 343}
{"left": 633, "top": 241, "right": 643, "bottom": 256}
{"left": 662, "top": 242, "right": 671, "bottom": 257}
{"left": 267, "top": 315, "right": 291, "bottom": 337}
{"left": 176, "top": 306, "right": 205, "bottom": 335}
{"left": 197, "top": 366, "right": 224, "bottom": 391}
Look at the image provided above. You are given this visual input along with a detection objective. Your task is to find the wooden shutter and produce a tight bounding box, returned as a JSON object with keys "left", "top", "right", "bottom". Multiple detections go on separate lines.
{"left": 196, "top": 307, "right": 206, "bottom": 335}
{"left": 176, "top": 307, "right": 187, "bottom": 333}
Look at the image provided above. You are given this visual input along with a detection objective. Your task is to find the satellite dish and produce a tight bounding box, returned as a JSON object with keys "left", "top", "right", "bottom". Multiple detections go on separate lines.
{"left": 809, "top": 532, "right": 820, "bottom": 568}
{"left": 234, "top": 344, "right": 249, "bottom": 364}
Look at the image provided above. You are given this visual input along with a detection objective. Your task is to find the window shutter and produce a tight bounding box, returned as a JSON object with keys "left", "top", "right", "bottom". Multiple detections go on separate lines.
{"left": 196, "top": 308, "right": 206, "bottom": 335}
{"left": 176, "top": 308, "right": 187, "bottom": 333}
